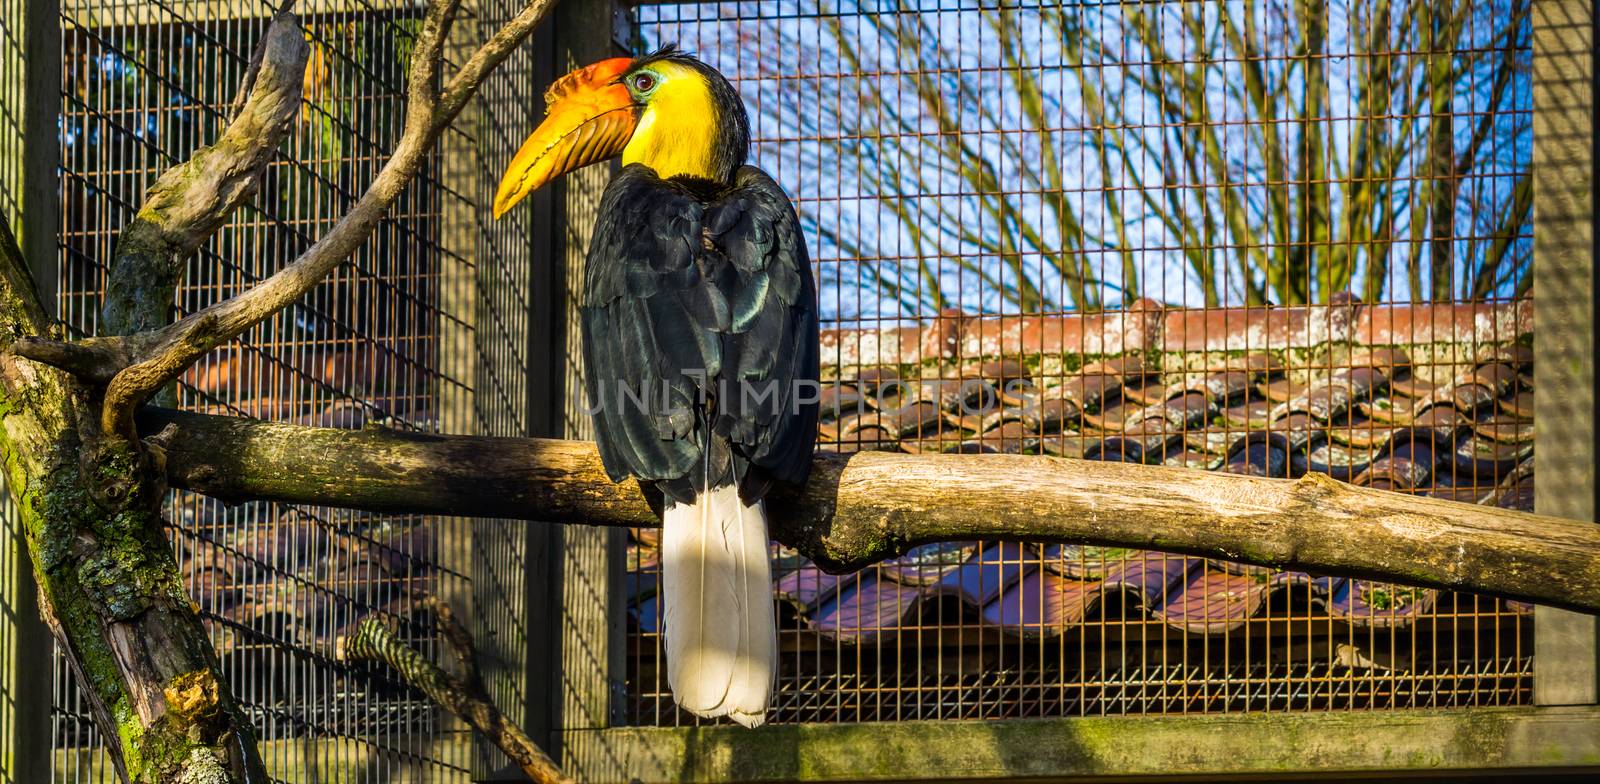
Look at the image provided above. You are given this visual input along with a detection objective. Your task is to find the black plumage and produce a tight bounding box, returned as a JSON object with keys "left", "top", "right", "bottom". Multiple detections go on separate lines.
{"left": 582, "top": 163, "right": 819, "bottom": 506}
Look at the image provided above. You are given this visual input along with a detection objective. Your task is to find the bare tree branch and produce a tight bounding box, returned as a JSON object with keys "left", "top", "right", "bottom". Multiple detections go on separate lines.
{"left": 147, "top": 409, "right": 1600, "bottom": 615}
{"left": 10, "top": 335, "right": 129, "bottom": 382}
{"left": 229, "top": 0, "right": 302, "bottom": 120}
{"left": 23, "top": 0, "right": 558, "bottom": 442}
{"left": 418, "top": 594, "right": 478, "bottom": 676}
{"left": 0, "top": 12, "right": 317, "bottom": 783}
{"left": 101, "top": 10, "right": 309, "bottom": 339}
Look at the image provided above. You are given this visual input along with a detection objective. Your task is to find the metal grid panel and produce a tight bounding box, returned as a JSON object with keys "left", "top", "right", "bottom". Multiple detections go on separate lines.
{"left": 53, "top": 1, "right": 499, "bottom": 780}
{"left": 625, "top": 0, "right": 1534, "bottom": 725}
{"left": 466, "top": 0, "right": 542, "bottom": 773}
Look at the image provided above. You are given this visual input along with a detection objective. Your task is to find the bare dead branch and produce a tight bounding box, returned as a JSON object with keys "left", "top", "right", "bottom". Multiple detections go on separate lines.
{"left": 337, "top": 614, "right": 572, "bottom": 784}
{"left": 99, "top": 0, "right": 558, "bottom": 440}
{"left": 9, "top": 336, "right": 131, "bottom": 383}
{"left": 229, "top": 1, "right": 302, "bottom": 120}
{"left": 101, "top": 12, "right": 308, "bottom": 339}
{"left": 147, "top": 408, "right": 1600, "bottom": 615}
{"left": 438, "top": 0, "right": 561, "bottom": 119}
{"left": 0, "top": 3, "right": 569, "bottom": 781}
{"left": 418, "top": 594, "right": 479, "bottom": 678}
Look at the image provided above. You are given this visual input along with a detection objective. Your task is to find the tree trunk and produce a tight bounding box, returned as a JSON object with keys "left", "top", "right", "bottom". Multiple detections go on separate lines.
{"left": 1, "top": 256, "right": 267, "bottom": 782}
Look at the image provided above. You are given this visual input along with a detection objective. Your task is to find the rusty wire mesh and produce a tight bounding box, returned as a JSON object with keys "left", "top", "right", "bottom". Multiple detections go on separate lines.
{"left": 51, "top": 0, "right": 529, "bottom": 780}
{"left": 623, "top": 0, "right": 1534, "bottom": 725}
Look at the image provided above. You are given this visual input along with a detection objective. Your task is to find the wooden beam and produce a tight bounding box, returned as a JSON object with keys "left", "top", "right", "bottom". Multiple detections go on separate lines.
{"left": 544, "top": 3, "right": 630, "bottom": 780}
{"left": 61, "top": 0, "right": 420, "bottom": 28}
{"left": 1532, "top": 0, "right": 1599, "bottom": 705}
{"left": 571, "top": 706, "right": 1600, "bottom": 783}
{"left": 147, "top": 408, "right": 1600, "bottom": 615}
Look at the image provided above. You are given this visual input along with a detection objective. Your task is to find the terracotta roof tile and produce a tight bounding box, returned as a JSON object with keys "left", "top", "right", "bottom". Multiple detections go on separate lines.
{"left": 630, "top": 300, "right": 1535, "bottom": 642}
{"left": 959, "top": 306, "right": 1163, "bottom": 358}
{"left": 1355, "top": 301, "right": 1532, "bottom": 346}
{"left": 1162, "top": 300, "right": 1360, "bottom": 352}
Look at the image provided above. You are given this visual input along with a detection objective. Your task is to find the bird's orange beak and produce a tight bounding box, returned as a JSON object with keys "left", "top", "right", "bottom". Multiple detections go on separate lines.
{"left": 492, "top": 57, "right": 637, "bottom": 219}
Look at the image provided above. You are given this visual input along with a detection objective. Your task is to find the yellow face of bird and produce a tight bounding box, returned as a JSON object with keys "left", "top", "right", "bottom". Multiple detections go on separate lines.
{"left": 619, "top": 60, "right": 724, "bottom": 182}
{"left": 492, "top": 56, "right": 729, "bottom": 218}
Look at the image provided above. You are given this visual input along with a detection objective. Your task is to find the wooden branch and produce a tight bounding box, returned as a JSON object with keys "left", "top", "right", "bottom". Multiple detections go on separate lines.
{"left": 418, "top": 594, "right": 478, "bottom": 677}
{"left": 0, "top": 215, "right": 49, "bottom": 335}
{"left": 228, "top": 0, "right": 301, "bottom": 120}
{"left": 101, "top": 9, "right": 308, "bottom": 339}
{"left": 146, "top": 409, "right": 1600, "bottom": 615}
{"left": 0, "top": 3, "right": 568, "bottom": 781}
{"left": 95, "top": 0, "right": 557, "bottom": 440}
{"left": 438, "top": 0, "right": 560, "bottom": 119}
{"left": 15, "top": 11, "right": 309, "bottom": 393}
{"left": 0, "top": 14, "right": 317, "bottom": 781}
{"left": 11, "top": 335, "right": 133, "bottom": 384}
{"left": 336, "top": 613, "right": 572, "bottom": 784}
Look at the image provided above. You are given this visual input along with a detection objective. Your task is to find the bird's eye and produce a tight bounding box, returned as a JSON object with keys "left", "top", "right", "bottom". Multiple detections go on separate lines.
{"left": 632, "top": 73, "right": 656, "bottom": 92}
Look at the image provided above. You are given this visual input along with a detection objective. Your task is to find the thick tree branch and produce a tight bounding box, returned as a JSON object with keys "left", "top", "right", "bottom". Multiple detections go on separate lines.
{"left": 228, "top": 0, "right": 301, "bottom": 120}
{"left": 101, "top": 10, "right": 309, "bottom": 339}
{"left": 0, "top": 12, "right": 314, "bottom": 782}
{"left": 336, "top": 610, "right": 572, "bottom": 784}
{"left": 147, "top": 409, "right": 1600, "bottom": 615}
{"left": 0, "top": 218, "right": 48, "bottom": 334}
{"left": 0, "top": 13, "right": 320, "bottom": 784}
{"left": 12, "top": 335, "right": 132, "bottom": 384}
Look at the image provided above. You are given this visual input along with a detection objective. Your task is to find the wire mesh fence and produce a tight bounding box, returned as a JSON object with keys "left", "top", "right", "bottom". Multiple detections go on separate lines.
{"left": 52, "top": 1, "right": 516, "bottom": 780}
{"left": 624, "top": 0, "right": 1534, "bottom": 726}
{"left": 0, "top": 1, "right": 46, "bottom": 781}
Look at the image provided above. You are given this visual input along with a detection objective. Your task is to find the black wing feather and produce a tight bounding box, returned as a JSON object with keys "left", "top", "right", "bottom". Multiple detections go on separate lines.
{"left": 582, "top": 164, "right": 818, "bottom": 505}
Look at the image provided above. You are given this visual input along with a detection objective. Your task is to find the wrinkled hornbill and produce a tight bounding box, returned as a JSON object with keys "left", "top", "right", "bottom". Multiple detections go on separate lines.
{"left": 493, "top": 47, "right": 819, "bottom": 727}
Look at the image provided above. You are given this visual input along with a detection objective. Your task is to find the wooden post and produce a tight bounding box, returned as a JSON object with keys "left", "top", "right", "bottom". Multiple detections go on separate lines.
{"left": 545, "top": 0, "right": 630, "bottom": 779}
{"left": 0, "top": 0, "right": 57, "bottom": 780}
{"left": 1532, "top": 0, "right": 1599, "bottom": 705}
{"left": 463, "top": 0, "right": 568, "bottom": 779}
{"left": 438, "top": 0, "right": 484, "bottom": 776}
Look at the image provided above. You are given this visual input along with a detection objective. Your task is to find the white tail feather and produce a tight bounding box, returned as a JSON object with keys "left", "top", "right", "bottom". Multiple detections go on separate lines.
{"left": 661, "top": 483, "right": 775, "bottom": 728}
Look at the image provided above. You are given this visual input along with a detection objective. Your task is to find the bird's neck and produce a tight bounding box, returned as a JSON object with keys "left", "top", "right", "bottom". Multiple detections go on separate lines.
{"left": 623, "top": 64, "right": 747, "bottom": 184}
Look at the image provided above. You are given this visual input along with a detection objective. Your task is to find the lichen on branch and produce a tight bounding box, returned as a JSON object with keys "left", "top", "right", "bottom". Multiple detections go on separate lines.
{"left": 145, "top": 407, "right": 1600, "bottom": 615}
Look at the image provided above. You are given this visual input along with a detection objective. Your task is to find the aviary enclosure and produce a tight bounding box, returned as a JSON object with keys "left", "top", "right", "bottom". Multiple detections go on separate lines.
{"left": 0, "top": 0, "right": 1581, "bottom": 780}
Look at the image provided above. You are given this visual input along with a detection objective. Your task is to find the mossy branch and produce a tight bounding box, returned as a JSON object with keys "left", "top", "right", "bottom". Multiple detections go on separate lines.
{"left": 90, "top": 0, "right": 551, "bottom": 441}
{"left": 17, "top": 0, "right": 559, "bottom": 445}
{"left": 146, "top": 408, "right": 1600, "bottom": 615}
{"left": 102, "top": 8, "right": 309, "bottom": 339}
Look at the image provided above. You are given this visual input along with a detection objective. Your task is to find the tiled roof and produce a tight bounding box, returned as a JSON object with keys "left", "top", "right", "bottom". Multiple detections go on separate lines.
{"left": 628, "top": 297, "right": 1535, "bottom": 641}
